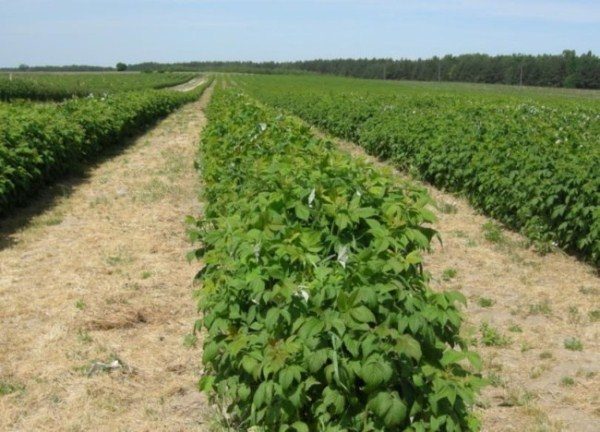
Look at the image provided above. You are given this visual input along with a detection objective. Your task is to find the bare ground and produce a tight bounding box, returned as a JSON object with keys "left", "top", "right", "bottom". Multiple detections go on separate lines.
{"left": 171, "top": 76, "right": 207, "bottom": 92}
{"left": 0, "top": 86, "right": 213, "bottom": 431}
{"left": 325, "top": 134, "right": 599, "bottom": 432}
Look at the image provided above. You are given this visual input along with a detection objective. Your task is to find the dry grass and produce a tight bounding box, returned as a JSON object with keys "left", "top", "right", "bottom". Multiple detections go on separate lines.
{"left": 171, "top": 76, "right": 207, "bottom": 92}
{"left": 0, "top": 86, "right": 214, "bottom": 431}
{"left": 325, "top": 133, "right": 600, "bottom": 432}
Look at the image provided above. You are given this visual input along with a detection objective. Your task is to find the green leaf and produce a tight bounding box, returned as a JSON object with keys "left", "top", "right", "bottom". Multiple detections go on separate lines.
{"left": 238, "top": 383, "right": 251, "bottom": 400}
{"left": 368, "top": 392, "right": 393, "bottom": 418}
{"left": 253, "top": 381, "right": 268, "bottom": 409}
{"left": 405, "top": 250, "right": 422, "bottom": 265}
{"left": 441, "top": 350, "right": 465, "bottom": 367}
{"left": 306, "top": 349, "right": 328, "bottom": 373}
{"left": 384, "top": 396, "right": 408, "bottom": 427}
{"left": 265, "top": 307, "right": 280, "bottom": 330}
{"left": 202, "top": 341, "right": 219, "bottom": 363}
{"left": 352, "top": 206, "right": 376, "bottom": 220}
{"left": 395, "top": 335, "right": 422, "bottom": 360}
{"left": 466, "top": 351, "right": 483, "bottom": 370}
{"left": 360, "top": 357, "right": 393, "bottom": 387}
{"left": 350, "top": 306, "right": 376, "bottom": 323}
{"left": 322, "top": 387, "right": 345, "bottom": 414}
{"left": 242, "top": 355, "right": 261, "bottom": 377}
{"left": 198, "top": 375, "right": 214, "bottom": 392}
{"left": 297, "top": 317, "right": 324, "bottom": 339}
{"left": 368, "top": 392, "right": 408, "bottom": 427}
{"left": 291, "top": 421, "right": 309, "bottom": 432}
{"left": 295, "top": 203, "right": 310, "bottom": 221}
{"left": 279, "top": 367, "right": 296, "bottom": 390}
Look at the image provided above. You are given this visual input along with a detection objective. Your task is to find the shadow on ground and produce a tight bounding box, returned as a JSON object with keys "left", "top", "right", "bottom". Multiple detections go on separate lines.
{"left": 0, "top": 134, "right": 148, "bottom": 251}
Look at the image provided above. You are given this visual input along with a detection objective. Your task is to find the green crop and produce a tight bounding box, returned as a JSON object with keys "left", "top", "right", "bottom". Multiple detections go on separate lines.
{"left": 189, "top": 87, "right": 483, "bottom": 431}
{"left": 236, "top": 74, "right": 600, "bottom": 266}
{"left": 0, "top": 72, "right": 199, "bottom": 101}
{"left": 0, "top": 81, "right": 211, "bottom": 213}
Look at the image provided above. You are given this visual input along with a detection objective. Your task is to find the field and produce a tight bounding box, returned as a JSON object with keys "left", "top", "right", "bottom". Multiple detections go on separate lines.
{"left": 236, "top": 75, "right": 600, "bottom": 265}
{"left": 0, "top": 73, "right": 598, "bottom": 431}
{"left": 0, "top": 71, "right": 198, "bottom": 101}
{"left": 0, "top": 73, "right": 208, "bottom": 214}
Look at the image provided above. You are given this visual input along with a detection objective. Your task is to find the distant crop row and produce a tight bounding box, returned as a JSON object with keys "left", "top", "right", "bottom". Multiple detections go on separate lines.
{"left": 0, "top": 82, "right": 210, "bottom": 214}
{"left": 0, "top": 72, "right": 198, "bottom": 101}
{"left": 239, "top": 75, "right": 600, "bottom": 266}
{"left": 189, "top": 87, "right": 482, "bottom": 431}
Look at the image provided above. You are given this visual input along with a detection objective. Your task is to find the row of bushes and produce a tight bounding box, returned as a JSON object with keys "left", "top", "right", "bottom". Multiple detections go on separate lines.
{"left": 239, "top": 75, "right": 600, "bottom": 266}
{"left": 0, "top": 72, "right": 198, "bottom": 101}
{"left": 190, "top": 87, "right": 482, "bottom": 431}
{"left": 0, "top": 81, "right": 210, "bottom": 213}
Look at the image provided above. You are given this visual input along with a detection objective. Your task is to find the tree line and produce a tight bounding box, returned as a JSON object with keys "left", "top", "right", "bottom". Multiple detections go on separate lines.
{"left": 3, "top": 50, "right": 599, "bottom": 89}
{"left": 127, "top": 51, "right": 600, "bottom": 89}
{"left": 285, "top": 50, "right": 600, "bottom": 89}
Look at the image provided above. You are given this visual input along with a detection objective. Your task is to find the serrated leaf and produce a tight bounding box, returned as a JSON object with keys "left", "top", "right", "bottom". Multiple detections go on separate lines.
{"left": 242, "top": 355, "right": 260, "bottom": 377}
{"left": 306, "top": 349, "right": 328, "bottom": 372}
{"left": 441, "top": 350, "right": 465, "bottom": 367}
{"left": 350, "top": 306, "right": 376, "bottom": 323}
{"left": 384, "top": 396, "right": 408, "bottom": 426}
{"left": 360, "top": 357, "right": 393, "bottom": 387}
{"left": 395, "top": 334, "right": 422, "bottom": 360}
{"left": 291, "top": 421, "right": 309, "bottom": 432}
{"left": 295, "top": 203, "right": 310, "bottom": 221}
{"left": 202, "top": 341, "right": 219, "bottom": 363}
{"left": 198, "top": 375, "right": 214, "bottom": 392}
{"left": 368, "top": 392, "right": 393, "bottom": 418}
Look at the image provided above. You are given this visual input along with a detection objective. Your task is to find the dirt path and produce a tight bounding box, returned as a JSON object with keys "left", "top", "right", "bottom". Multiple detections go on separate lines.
{"left": 0, "top": 87, "right": 213, "bottom": 431}
{"left": 171, "top": 76, "right": 206, "bottom": 92}
{"left": 323, "top": 134, "right": 599, "bottom": 431}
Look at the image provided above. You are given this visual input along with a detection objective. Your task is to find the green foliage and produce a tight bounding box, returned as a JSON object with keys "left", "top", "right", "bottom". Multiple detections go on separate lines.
{"left": 441, "top": 268, "right": 457, "bottom": 281}
{"left": 237, "top": 74, "right": 600, "bottom": 266}
{"left": 563, "top": 337, "right": 583, "bottom": 351}
{"left": 0, "top": 72, "right": 198, "bottom": 101}
{"left": 122, "top": 50, "right": 600, "bottom": 89}
{"left": 479, "top": 323, "right": 511, "bottom": 347}
{"left": 183, "top": 333, "right": 198, "bottom": 348}
{"left": 0, "top": 380, "right": 24, "bottom": 396}
{"left": 0, "top": 80, "right": 211, "bottom": 213}
{"left": 477, "top": 298, "right": 494, "bottom": 308}
{"left": 560, "top": 376, "right": 575, "bottom": 387}
{"left": 508, "top": 324, "right": 522, "bottom": 333}
{"left": 481, "top": 222, "right": 505, "bottom": 245}
{"left": 116, "top": 62, "right": 128, "bottom": 72}
{"left": 190, "top": 87, "right": 483, "bottom": 431}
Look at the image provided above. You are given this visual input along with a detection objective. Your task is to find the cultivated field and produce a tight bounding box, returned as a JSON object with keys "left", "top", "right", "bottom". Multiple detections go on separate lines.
{"left": 0, "top": 71, "right": 198, "bottom": 101}
{"left": 0, "top": 73, "right": 598, "bottom": 431}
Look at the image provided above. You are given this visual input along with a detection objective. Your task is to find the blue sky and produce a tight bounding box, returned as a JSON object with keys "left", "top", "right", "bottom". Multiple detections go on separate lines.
{"left": 1, "top": 0, "right": 599, "bottom": 67}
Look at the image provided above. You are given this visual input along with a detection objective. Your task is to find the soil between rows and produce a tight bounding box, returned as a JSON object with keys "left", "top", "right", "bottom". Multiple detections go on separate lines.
{"left": 0, "top": 86, "right": 214, "bottom": 431}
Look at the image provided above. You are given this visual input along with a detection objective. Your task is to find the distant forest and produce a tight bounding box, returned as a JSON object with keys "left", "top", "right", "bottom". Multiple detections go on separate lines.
{"left": 5, "top": 50, "right": 600, "bottom": 89}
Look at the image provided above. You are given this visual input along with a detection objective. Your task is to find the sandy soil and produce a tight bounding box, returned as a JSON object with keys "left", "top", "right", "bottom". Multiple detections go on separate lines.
{"left": 171, "top": 76, "right": 207, "bottom": 92}
{"left": 0, "top": 86, "right": 214, "bottom": 431}
{"left": 324, "top": 134, "right": 599, "bottom": 432}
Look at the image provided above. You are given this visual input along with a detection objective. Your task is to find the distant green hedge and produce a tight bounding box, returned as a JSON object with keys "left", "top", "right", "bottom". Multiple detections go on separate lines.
{"left": 0, "top": 81, "right": 210, "bottom": 213}
{"left": 0, "top": 72, "right": 198, "bottom": 101}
